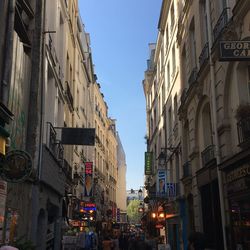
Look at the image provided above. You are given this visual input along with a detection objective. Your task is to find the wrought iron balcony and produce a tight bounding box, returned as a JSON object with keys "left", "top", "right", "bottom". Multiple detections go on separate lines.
{"left": 237, "top": 117, "right": 250, "bottom": 146}
{"left": 182, "top": 161, "right": 191, "bottom": 178}
{"left": 213, "top": 8, "right": 230, "bottom": 42}
{"left": 46, "top": 122, "right": 64, "bottom": 164}
{"left": 188, "top": 67, "right": 198, "bottom": 86}
{"left": 199, "top": 42, "right": 209, "bottom": 69}
{"left": 201, "top": 145, "right": 216, "bottom": 167}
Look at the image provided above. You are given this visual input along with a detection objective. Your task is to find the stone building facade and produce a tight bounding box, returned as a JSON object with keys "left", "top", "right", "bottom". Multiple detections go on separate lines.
{"left": 0, "top": 0, "right": 121, "bottom": 248}
{"left": 144, "top": 0, "right": 250, "bottom": 249}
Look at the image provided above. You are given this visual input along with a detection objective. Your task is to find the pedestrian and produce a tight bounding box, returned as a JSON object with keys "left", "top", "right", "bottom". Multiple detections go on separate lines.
{"left": 102, "top": 233, "right": 113, "bottom": 250}
{"left": 187, "top": 232, "right": 206, "bottom": 250}
{"left": 76, "top": 230, "right": 86, "bottom": 250}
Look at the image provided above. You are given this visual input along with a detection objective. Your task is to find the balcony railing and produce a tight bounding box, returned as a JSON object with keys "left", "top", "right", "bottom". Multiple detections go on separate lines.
{"left": 237, "top": 117, "right": 250, "bottom": 146}
{"left": 199, "top": 42, "right": 209, "bottom": 69}
{"left": 188, "top": 67, "right": 198, "bottom": 86}
{"left": 201, "top": 145, "right": 215, "bottom": 167}
{"left": 182, "top": 161, "right": 191, "bottom": 178}
{"left": 46, "top": 122, "right": 64, "bottom": 164}
{"left": 213, "top": 8, "right": 230, "bottom": 42}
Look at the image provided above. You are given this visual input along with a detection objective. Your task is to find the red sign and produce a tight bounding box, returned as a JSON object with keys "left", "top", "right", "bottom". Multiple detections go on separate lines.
{"left": 156, "top": 224, "right": 164, "bottom": 229}
{"left": 84, "top": 162, "right": 93, "bottom": 197}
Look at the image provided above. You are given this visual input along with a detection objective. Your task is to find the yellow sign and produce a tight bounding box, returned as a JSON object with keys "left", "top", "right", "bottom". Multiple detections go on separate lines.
{"left": 0, "top": 136, "right": 6, "bottom": 155}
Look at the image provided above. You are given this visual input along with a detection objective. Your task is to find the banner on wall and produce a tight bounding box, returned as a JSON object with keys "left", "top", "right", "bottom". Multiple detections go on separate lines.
{"left": 156, "top": 170, "right": 167, "bottom": 195}
{"left": 84, "top": 162, "right": 93, "bottom": 197}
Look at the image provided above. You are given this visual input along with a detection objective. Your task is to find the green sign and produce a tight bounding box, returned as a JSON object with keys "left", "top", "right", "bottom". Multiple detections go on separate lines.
{"left": 145, "top": 152, "right": 153, "bottom": 175}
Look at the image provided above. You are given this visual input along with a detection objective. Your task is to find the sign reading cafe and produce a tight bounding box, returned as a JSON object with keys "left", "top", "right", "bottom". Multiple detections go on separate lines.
{"left": 219, "top": 41, "right": 250, "bottom": 61}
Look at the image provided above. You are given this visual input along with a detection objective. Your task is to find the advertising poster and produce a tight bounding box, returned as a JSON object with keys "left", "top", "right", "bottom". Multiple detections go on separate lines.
{"left": 84, "top": 162, "right": 93, "bottom": 197}
{"left": 157, "top": 170, "right": 167, "bottom": 195}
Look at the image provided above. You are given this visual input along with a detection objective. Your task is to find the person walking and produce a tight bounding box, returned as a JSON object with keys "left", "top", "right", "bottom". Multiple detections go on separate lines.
{"left": 102, "top": 233, "right": 113, "bottom": 250}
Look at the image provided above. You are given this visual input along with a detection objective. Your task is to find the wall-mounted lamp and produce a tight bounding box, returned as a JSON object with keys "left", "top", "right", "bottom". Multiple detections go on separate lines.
{"left": 157, "top": 146, "right": 179, "bottom": 168}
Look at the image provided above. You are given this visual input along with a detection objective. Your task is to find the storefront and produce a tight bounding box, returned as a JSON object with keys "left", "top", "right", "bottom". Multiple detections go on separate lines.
{"left": 224, "top": 163, "right": 250, "bottom": 249}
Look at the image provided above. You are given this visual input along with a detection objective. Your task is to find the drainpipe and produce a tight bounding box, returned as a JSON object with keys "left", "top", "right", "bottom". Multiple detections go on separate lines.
{"left": 27, "top": 0, "right": 44, "bottom": 244}
{"left": 205, "top": 1, "right": 227, "bottom": 250}
{"left": 0, "top": 0, "right": 16, "bottom": 106}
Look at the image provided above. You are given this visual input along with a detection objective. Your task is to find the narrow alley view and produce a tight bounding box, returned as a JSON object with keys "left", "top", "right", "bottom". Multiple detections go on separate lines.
{"left": 0, "top": 0, "right": 250, "bottom": 250}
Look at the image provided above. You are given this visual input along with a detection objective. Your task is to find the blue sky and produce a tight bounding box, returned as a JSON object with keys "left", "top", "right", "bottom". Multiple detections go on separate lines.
{"left": 79, "top": 0, "right": 162, "bottom": 190}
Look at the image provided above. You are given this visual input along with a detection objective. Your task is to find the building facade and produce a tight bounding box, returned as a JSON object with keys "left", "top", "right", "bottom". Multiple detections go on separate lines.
{"left": 144, "top": 0, "right": 250, "bottom": 250}
{"left": 116, "top": 133, "right": 127, "bottom": 223}
{"left": 143, "top": 0, "right": 183, "bottom": 248}
{"left": 0, "top": 0, "right": 121, "bottom": 248}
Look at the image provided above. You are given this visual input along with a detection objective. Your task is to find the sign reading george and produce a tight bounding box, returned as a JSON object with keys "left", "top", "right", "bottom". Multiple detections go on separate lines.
{"left": 219, "top": 41, "right": 250, "bottom": 61}
{"left": 145, "top": 152, "right": 153, "bottom": 175}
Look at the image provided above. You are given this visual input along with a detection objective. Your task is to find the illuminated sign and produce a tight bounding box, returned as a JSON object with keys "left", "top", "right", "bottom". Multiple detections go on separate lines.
{"left": 219, "top": 41, "right": 250, "bottom": 61}
{"left": 145, "top": 152, "right": 153, "bottom": 175}
{"left": 0, "top": 136, "right": 6, "bottom": 155}
{"left": 79, "top": 202, "right": 96, "bottom": 211}
{"left": 84, "top": 162, "right": 93, "bottom": 197}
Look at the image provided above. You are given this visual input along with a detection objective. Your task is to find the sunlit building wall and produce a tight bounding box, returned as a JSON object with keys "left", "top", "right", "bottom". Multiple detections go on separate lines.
{"left": 177, "top": 1, "right": 250, "bottom": 249}
{"left": 116, "top": 133, "right": 127, "bottom": 214}
{"left": 143, "top": 0, "right": 183, "bottom": 248}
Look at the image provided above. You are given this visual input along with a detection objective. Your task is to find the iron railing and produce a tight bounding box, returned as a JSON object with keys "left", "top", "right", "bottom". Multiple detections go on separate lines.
{"left": 199, "top": 42, "right": 209, "bottom": 69}
{"left": 46, "top": 122, "right": 64, "bottom": 164}
{"left": 213, "top": 8, "right": 230, "bottom": 42}
{"left": 201, "top": 145, "right": 215, "bottom": 167}
{"left": 188, "top": 67, "right": 198, "bottom": 86}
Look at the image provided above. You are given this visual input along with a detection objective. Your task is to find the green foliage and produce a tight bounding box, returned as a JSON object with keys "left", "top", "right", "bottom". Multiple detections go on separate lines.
{"left": 127, "top": 199, "right": 141, "bottom": 223}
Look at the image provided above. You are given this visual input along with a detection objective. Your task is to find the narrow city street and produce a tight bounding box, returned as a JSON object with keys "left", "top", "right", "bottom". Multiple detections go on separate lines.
{"left": 0, "top": 0, "right": 250, "bottom": 250}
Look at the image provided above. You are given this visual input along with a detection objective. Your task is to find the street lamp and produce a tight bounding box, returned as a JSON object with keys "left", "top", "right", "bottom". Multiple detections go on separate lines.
{"left": 138, "top": 188, "right": 143, "bottom": 200}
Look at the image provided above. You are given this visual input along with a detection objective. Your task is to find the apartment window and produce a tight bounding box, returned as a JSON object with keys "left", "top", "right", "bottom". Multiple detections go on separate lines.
{"left": 172, "top": 46, "right": 176, "bottom": 76}
{"left": 159, "top": 94, "right": 162, "bottom": 116}
{"left": 189, "top": 19, "right": 197, "bottom": 68}
{"left": 167, "top": 63, "right": 170, "bottom": 90}
{"left": 162, "top": 82, "right": 165, "bottom": 108}
{"left": 166, "top": 25, "right": 169, "bottom": 51}
{"left": 202, "top": 104, "right": 213, "bottom": 147}
{"left": 161, "top": 45, "right": 164, "bottom": 71}
{"left": 181, "top": 46, "right": 187, "bottom": 86}
{"left": 174, "top": 95, "right": 178, "bottom": 124}
{"left": 200, "top": 0, "right": 208, "bottom": 45}
{"left": 171, "top": 4, "right": 175, "bottom": 30}
{"left": 157, "top": 61, "right": 160, "bottom": 82}
{"left": 168, "top": 107, "right": 172, "bottom": 135}
{"left": 154, "top": 108, "right": 157, "bottom": 130}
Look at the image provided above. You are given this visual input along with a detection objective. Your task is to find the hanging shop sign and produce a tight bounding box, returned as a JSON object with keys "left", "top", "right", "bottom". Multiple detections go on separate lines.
{"left": 219, "top": 41, "right": 250, "bottom": 61}
{"left": 145, "top": 152, "right": 153, "bottom": 175}
{"left": 0, "top": 150, "right": 32, "bottom": 183}
{"left": 84, "top": 162, "right": 93, "bottom": 197}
